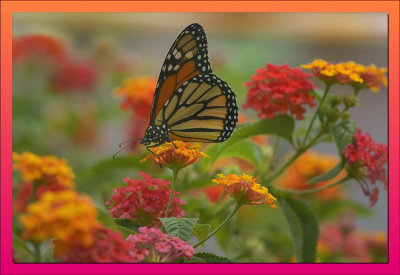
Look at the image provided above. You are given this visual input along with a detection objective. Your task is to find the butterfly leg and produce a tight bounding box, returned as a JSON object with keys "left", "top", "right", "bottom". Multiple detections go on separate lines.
{"left": 146, "top": 145, "right": 163, "bottom": 168}
{"left": 166, "top": 134, "right": 178, "bottom": 149}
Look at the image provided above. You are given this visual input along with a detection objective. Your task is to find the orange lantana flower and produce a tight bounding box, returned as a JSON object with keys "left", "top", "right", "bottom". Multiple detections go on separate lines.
{"left": 279, "top": 151, "right": 346, "bottom": 200}
{"left": 13, "top": 152, "right": 75, "bottom": 188}
{"left": 141, "top": 140, "right": 209, "bottom": 170}
{"left": 113, "top": 77, "right": 156, "bottom": 118}
{"left": 213, "top": 173, "right": 277, "bottom": 208}
{"left": 19, "top": 190, "right": 100, "bottom": 254}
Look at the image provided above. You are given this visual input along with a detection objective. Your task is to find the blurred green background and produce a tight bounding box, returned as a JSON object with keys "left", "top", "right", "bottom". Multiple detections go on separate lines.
{"left": 12, "top": 13, "right": 388, "bottom": 261}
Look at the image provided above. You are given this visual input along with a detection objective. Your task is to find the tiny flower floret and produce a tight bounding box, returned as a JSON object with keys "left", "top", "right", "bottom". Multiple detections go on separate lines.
{"left": 213, "top": 173, "right": 277, "bottom": 208}
{"left": 141, "top": 140, "right": 209, "bottom": 169}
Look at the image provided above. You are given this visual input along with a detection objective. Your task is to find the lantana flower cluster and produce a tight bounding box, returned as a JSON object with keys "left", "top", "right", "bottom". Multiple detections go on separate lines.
{"left": 344, "top": 129, "right": 387, "bottom": 206}
{"left": 213, "top": 173, "right": 277, "bottom": 208}
{"left": 141, "top": 140, "right": 209, "bottom": 170}
{"left": 19, "top": 190, "right": 100, "bottom": 254}
{"left": 243, "top": 63, "right": 316, "bottom": 120}
{"left": 13, "top": 34, "right": 98, "bottom": 92}
{"left": 59, "top": 227, "right": 135, "bottom": 263}
{"left": 13, "top": 152, "right": 75, "bottom": 188}
{"left": 127, "top": 227, "right": 195, "bottom": 263}
{"left": 113, "top": 76, "right": 156, "bottom": 118}
{"left": 105, "top": 172, "right": 185, "bottom": 227}
{"left": 302, "top": 59, "right": 387, "bottom": 92}
{"left": 280, "top": 151, "right": 346, "bottom": 200}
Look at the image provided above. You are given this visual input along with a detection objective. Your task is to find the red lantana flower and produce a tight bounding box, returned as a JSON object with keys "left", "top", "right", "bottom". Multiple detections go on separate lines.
{"left": 105, "top": 172, "right": 185, "bottom": 227}
{"left": 344, "top": 129, "right": 387, "bottom": 206}
{"left": 243, "top": 63, "right": 316, "bottom": 120}
{"left": 127, "top": 227, "right": 195, "bottom": 263}
{"left": 59, "top": 227, "right": 135, "bottom": 263}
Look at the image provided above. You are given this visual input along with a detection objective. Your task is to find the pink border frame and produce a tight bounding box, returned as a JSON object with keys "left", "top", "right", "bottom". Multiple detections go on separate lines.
{"left": 1, "top": 1, "right": 399, "bottom": 274}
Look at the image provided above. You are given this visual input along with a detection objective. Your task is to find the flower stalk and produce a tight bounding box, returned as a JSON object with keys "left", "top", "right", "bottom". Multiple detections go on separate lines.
{"left": 275, "top": 175, "right": 351, "bottom": 195}
{"left": 164, "top": 168, "right": 179, "bottom": 218}
{"left": 194, "top": 202, "right": 242, "bottom": 248}
{"left": 301, "top": 83, "right": 331, "bottom": 147}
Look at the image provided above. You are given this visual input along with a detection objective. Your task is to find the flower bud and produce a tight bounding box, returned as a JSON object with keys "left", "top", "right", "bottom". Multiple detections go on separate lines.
{"left": 343, "top": 95, "right": 359, "bottom": 108}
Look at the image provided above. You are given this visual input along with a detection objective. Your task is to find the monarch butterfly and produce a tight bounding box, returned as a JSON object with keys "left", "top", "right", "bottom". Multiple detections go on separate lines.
{"left": 140, "top": 23, "right": 238, "bottom": 150}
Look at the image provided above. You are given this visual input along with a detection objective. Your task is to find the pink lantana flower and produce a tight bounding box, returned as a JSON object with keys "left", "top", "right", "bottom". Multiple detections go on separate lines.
{"left": 105, "top": 172, "right": 185, "bottom": 227}
{"left": 243, "top": 63, "right": 316, "bottom": 120}
{"left": 127, "top": 227, "right": 195, "bottom": 263}
{"left": 344, "top": 129, "right": 387, "bottom": 206}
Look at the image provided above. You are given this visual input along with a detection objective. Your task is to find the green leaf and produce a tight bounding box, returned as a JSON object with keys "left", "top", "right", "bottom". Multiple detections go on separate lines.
{"left": 76, "top": 155, "right": 148, "bottom": 195}
{"left": 207, "top": 115, "right": 295, "bottom": 164}
{"left": 280, "top": 198, "right": 319, "bottom": 263}
{"left": 191, "top": 224, "right": 211, "bottom": 245}
{"left": 330, "top": 119, "right": 357, "bottom": 159}
{"left": 96, "top": 205, "right": 117, "bottom": 230}
{"left": 191, "top": 252, "right": 233, "bottom": 263}
{"left": 115, "top": 225, "right": 137, "bottom": 238}
{"left": 307, "top": 161, "right": 344, "bottom": 185}
{"left": 315, "top": 200, "right": 373, "bottom": 220}
{"left": 203, "top": 139, "right": 262, "bottom": 169}
{"left": 115, "top": 218, "right": 140, "bottom": 232}
{"left": 159, "top": 217, "right": 198, "bottom": 241}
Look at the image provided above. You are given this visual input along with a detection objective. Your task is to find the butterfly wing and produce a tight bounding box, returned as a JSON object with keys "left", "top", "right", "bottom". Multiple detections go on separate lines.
{"left": 154, "top": 74, "right": 238, "bottom": 142}
{"left": 150, "top": 23, "right": 213, "bottom": 124}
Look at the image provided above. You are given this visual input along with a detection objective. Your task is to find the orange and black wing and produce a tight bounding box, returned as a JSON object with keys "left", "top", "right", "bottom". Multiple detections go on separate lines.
{"left": 154, "top": 74, "right": 238, "bottom": 142}
{"left": 150, "top": 23, "right": 212, "bottom": 123}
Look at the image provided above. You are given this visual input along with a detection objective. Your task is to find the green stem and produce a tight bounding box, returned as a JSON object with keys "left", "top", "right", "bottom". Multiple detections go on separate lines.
{"left": 264, "top": 130, "right": 324, "bottom": 184}
{"left": 32, "top": 242, "right": 41, "bottom": 262}
{"left": 302, "top": 83, "right": 332, "bottom": 147}
{"left": 266, "top": 137, "right": 280, "bottom": 173}
{"left": 164, "top": 169, "right": 179, "bottom": 218}
{"left": 275, "top": 175, "right": 350, "bottom": 195}
{"left": 194, "top": 202, "right": 242, "bottom": 248}
{"left": 264, "top": 150, "right": 303, "bottom": 183}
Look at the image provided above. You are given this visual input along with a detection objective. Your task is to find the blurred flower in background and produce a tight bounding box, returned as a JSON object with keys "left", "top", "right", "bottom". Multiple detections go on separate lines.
{"left": 113, "top": 77, "right": 157, "bottom": 150}
{"left": 51, "top": 59, "right": 99, "bottom": 92}
{"left": 13, "top": 34, "right": 66, "bottom": 64}
{"left": 279, "top": 151, "right": 346, "bottom": 200}
{"left": 19, "top": 190, "right": 100, "bottom": 255}
{"left": 318, "top": 211, "right": 387, "bottom": 262}
{"left": 13, "top": 152, "right": 76, "bottom": 212}
{"left": 243, "top": 63, "right": 316, "bottom": 120}
{"left": 105, "top": 171, "right": 185, "bottom": 227}
{"left": 59, "top": 227, "right": 135, "bottom": 263}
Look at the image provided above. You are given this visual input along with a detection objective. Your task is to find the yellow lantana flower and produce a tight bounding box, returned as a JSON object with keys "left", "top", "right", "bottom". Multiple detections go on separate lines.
{"left": 19, "top": 190, "right": 100, "bottom": 254}
{"left": 302, "top": 59, "right": 387, "bottom": 92}
{"left": 213, "top": 173, "right": 277, "bottom": 208}
{"left": 13, "top": 152, "right": 75, "bottom": 188}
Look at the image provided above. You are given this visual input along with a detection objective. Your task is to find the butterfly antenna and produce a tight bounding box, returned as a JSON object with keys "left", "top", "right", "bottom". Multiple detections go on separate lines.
{"left": 118, "top": 138, "right": 140, "bottom": 148}
{"left": 113, "top": 140, "right": 137, "bottom": 159}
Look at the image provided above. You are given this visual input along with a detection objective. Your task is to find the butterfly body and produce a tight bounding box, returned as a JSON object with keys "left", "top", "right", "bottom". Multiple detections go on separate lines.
{"left": 140, "top": 23, "right": 238, "bottom": 148}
